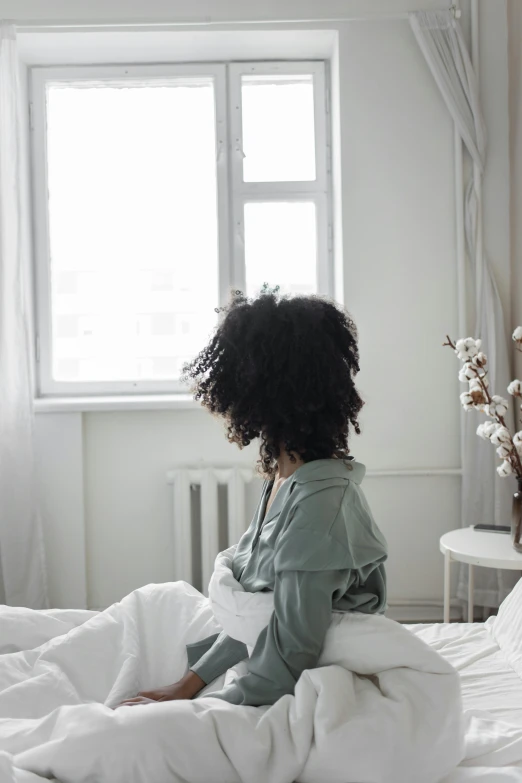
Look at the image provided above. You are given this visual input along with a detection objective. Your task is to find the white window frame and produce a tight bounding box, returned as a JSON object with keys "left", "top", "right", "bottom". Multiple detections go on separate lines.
{"left": 227, "top": 61, "right": 331, "bottom": 294}
{"left": 30, "top": 60, "right": 331, "bottom": 398}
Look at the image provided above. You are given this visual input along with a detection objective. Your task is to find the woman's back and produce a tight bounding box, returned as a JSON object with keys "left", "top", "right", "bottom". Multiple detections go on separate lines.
{"left": 233, "top": 458, "right": 387, "bottom": 616}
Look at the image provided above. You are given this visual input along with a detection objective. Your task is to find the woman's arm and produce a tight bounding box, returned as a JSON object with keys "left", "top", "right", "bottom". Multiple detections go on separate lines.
{"left": 207, "top": 566, "right": 346, "bottom": 706}
{"left": 116, "top": 631, "right": 248, "bottom": 707}
{"left": 189, "top": 631, "right": 248, "bottom": 686}
{"left": 118, "top": 631, "right": 248, "bottom": 707}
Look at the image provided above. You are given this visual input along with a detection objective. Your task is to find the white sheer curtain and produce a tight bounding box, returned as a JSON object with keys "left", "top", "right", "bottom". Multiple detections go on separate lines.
{"left": 0, "top": 23, "right": 48, "bottom": 608}
{"left": 410, "top": 10, "right": 517, "bottom": 608}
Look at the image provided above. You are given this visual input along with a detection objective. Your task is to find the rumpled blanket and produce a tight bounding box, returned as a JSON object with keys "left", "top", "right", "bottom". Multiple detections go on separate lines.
{"left": 0, "top": 548, "right": 464, "bottom": 783}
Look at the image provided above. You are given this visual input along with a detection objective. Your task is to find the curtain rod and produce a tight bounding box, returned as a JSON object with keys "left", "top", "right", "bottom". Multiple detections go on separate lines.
{"left": 12, "top": 6, "right": 459, "bottom": 32}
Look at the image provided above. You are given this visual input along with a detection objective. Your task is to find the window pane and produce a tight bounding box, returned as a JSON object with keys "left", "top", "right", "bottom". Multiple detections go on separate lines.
{"left": 46, "top": 78, "right": 219, "bottom": 383}
{"left": 244, "top": 202, "right": 317, "bottom": 296}
{"left": 241, "top": 74, "right": 316, "bottom": 182}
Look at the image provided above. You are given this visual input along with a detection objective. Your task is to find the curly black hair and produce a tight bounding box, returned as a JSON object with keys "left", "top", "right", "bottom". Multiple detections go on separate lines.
{"left": 182, "top": 289, "right": 364, "bottom": 477}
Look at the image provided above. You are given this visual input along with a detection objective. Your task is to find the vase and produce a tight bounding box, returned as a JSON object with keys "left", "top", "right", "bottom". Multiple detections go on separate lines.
{"left": 512, "top": 480, "right": 522, "bottom": 553}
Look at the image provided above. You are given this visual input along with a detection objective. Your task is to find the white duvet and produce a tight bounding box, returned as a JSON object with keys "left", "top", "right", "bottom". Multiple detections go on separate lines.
{"left": 0, "top": 549, "right": 464, "bottom": 783}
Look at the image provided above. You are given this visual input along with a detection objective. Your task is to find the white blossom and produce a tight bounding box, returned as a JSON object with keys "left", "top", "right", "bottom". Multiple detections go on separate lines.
{"left": 513, "top": 326, "right": 522, "bottom": 343}
{"left": 455, "top": 338, "right": 480, "bottom": 362}
{"left": 490, "top": 426, "right": 512, "bottom": 446}
{"left": 497, "top": 444, "right": 512, "bottom": 459}
{"left": 508, "top": 380, "right": 522, "bottom": 397}
{"left": 484, "top": 421, "right": 500, "bottom": 439}
{"left": 497, "top": 460, "right": 513, "bottom": 478}
{"left": 460, "top": 391, "right": 475, "bottom": 411}
{"left": 477, "top": 421, "right": 499, "bottom": 440}
{"left": 477, "top": 423, "right": 490, "bottom": 440}
{"left": 514, "top": 432, "right": 522, "bottom": 455}
{"left": 471, "top": 352, "right": 487, "bottom": 368}
{"left": 486, "top": 395, "right": 509, "bottom": 418}
{"left": 459, "top": 366, "right": 475, "bottom": 383}
{"left": 468, "top": 380, "right": 487, "bottom": 405}
{"left": 476, "top": 423, "right": 486, "bottom": 439}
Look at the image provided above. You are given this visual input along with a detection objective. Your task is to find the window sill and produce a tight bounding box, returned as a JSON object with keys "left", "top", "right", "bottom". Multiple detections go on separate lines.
{"left": 33, "top": 394, "right": 199, "bottom": 413}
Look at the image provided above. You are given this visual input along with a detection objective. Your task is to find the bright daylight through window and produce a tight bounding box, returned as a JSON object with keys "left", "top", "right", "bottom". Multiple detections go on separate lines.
{"left": 31, "top": 62, "right": 330, "bottom": 395}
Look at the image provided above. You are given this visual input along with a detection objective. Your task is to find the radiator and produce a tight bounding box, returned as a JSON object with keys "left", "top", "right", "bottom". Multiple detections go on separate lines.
{"left": 166, "top": 466, "right": 256, "bottom": 594}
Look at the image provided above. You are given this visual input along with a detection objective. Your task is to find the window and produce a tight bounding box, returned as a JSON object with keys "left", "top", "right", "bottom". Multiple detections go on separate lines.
{"left": 31, "top": 61, "right": 331, "bottom": 395}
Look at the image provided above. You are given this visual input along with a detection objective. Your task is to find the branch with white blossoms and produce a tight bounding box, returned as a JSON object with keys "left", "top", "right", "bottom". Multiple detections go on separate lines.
{"left": 444, "top": 333, "right": 522, "bottom": 481}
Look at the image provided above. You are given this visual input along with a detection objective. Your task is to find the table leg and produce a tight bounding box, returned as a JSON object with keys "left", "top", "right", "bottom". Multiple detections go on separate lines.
{"left": 444, "top": 550, "right": 451, "bottom": 623}
{"left": 467, "top": 564, "right": 474, "bottom": 623}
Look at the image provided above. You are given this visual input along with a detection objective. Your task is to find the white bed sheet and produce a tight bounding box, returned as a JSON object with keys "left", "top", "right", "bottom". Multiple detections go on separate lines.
{"left": 409, "top": 622, "right": 522, "bottom": 781}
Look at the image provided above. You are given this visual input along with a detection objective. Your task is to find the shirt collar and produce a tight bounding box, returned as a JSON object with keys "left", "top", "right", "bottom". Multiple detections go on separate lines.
{"left": 291, "top": 458, "right": 366, "bottom": 485}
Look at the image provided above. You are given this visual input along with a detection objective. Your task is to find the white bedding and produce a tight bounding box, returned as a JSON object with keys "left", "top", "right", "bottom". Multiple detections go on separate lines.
{"left": 1, "top": 557, "right": 521, "bottom": 783}
{"left": 0, "top": 558, "right": 463, "bottom": 783}
{"left": 409, "top": 622, "right": 522, "bottom": 781}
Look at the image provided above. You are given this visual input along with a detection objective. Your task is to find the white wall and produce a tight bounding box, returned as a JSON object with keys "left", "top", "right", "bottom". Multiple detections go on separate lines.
{"left": 333, "top": 17, "right": 459, "bottom": 618}
{"left": 0, "top": 0, "right": 450, "bottom": 23}
{"left": 34, "top": 413, "right": 87, "bottom": 608}
{"left": 19, "top": 0, "right": 511, "bottom": 620}
{"left": 83, "top": 411, "right": 259, "bottom": 608}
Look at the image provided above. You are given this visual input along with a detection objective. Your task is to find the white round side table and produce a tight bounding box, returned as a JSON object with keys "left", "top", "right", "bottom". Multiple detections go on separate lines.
{"left": 440, "top": 527, "right": 522, "bottom": 623}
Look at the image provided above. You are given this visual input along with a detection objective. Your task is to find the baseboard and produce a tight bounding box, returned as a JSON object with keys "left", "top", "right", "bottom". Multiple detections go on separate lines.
{"left": 88, "top": 601, "right": 463, "bottom": 624}
{"left": 387, "top": 600, "right": 462, "bottom": 623}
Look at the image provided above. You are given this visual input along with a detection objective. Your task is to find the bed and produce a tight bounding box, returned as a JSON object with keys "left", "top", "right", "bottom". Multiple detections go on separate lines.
{"left": 2, "top": 576, "right": 522, "bottom": 782}
{"left": 409, "top": 611, "right": 522, "bottom": 780}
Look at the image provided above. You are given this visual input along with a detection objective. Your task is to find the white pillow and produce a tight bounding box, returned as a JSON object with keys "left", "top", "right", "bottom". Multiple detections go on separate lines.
{"left": 488, "top": 576, "right": 522, "bottom": 678}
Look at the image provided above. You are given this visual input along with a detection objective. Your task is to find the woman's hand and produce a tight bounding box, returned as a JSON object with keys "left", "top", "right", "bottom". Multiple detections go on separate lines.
{"left": 116, "top": 671, "right": 205, "bottom": 708}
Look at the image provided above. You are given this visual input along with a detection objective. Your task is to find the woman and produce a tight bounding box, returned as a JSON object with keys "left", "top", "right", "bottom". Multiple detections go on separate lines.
{"left": 0, "top": 290, "right": 463, "bottom": 783}
{"left": 120, "top": 289, "right": 387, "bottom": 708}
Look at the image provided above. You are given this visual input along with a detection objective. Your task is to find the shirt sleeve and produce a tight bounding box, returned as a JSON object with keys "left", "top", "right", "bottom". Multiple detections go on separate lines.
{"left": 190, "top": 630, "right": 248, "bottom": 685}
{"left": 207, "top": 565, "right": 346, "bottom": 706}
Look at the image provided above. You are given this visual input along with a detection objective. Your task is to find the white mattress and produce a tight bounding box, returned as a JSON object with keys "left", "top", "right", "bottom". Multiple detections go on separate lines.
{"left": 408, "top": 622, "right": 522, "bottom": 781}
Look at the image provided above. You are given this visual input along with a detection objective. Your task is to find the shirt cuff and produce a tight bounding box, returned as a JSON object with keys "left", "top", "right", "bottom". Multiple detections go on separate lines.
{"left": 190, "top": 632, "right": 248, "bottom": 686}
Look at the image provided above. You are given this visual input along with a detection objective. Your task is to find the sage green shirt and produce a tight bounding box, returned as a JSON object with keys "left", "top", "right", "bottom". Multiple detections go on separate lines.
{"left": 189, "top": 458, "right": 387, "bottom": 706}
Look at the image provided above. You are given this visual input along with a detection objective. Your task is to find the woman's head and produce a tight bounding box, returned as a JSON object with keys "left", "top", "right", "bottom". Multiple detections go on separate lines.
{"left": 183, "top": 290, "right": 364, "bottom": 477}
